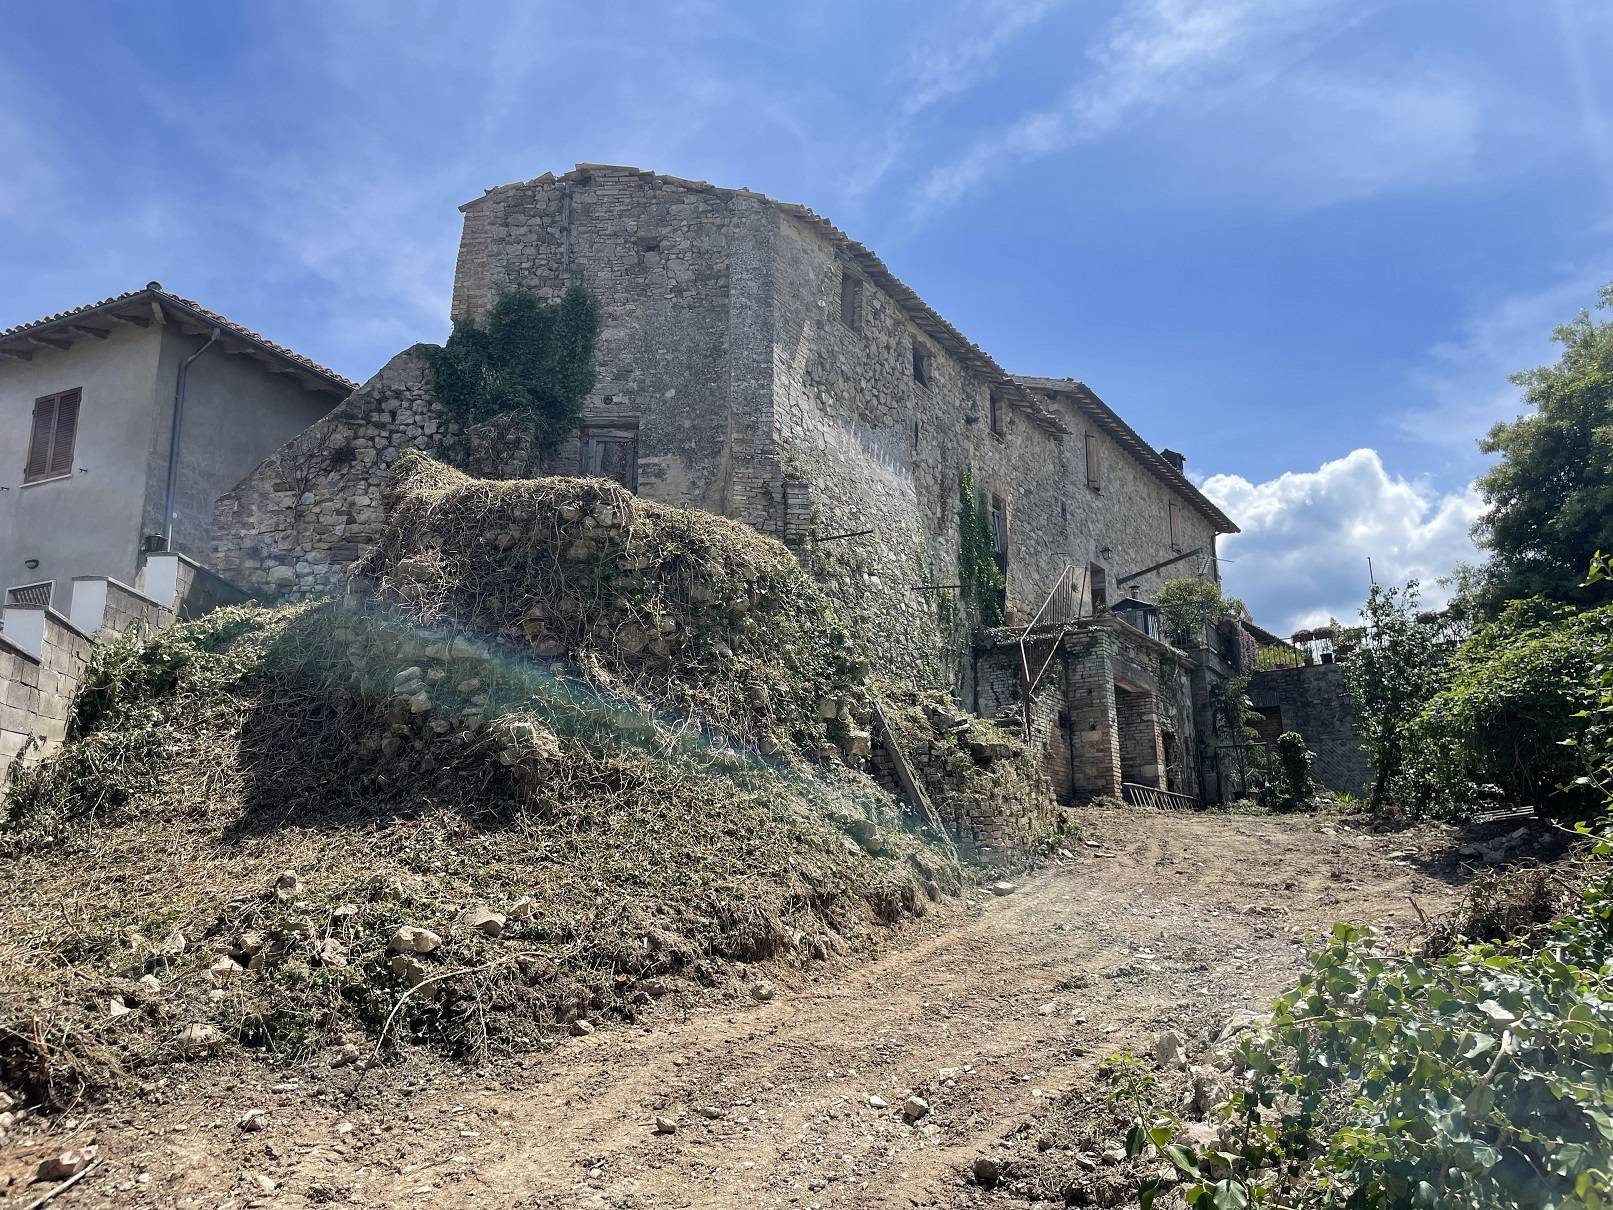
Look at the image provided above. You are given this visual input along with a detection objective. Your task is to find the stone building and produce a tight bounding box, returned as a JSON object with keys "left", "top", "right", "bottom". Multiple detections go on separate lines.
{"left": 215, "top": 164, "right": 1242, "bottom": 804}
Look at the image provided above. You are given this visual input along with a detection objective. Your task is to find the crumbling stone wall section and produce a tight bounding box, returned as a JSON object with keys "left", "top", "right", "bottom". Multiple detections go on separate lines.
{"left": 874, "top": 694, "right": 1056, "bottom": 856}
{"left": 1249, "top": 662, "right": 1371, "bottom": 796}
{"left": 213, "top": 352, "right": 457, "bottom": 599}
{"left": 972, "top": 621, "right": 1197, "bottom": 803}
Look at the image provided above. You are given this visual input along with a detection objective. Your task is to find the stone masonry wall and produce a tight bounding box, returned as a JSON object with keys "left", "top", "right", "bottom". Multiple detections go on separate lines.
{"left": 452, "top": 166, "right": 781, "bottom": 526}
{"left": 1249, "top": 662, "right": 1372, "bottom": 796}
{"left": 0, "top": 612, "right": 94, "bottom": 773}
{"left": 213, "top": 352, "right": 452, "bottom": 599}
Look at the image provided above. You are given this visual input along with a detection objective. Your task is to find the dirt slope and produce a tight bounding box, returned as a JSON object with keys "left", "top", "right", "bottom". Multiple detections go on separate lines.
{"left": 1, "top": 809, "right": 1459, "bottom": 1208}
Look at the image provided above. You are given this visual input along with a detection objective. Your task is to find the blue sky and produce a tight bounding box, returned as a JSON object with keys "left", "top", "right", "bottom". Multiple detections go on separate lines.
{"left": 4, "top": 0, "right": 1612, "bottom": 630}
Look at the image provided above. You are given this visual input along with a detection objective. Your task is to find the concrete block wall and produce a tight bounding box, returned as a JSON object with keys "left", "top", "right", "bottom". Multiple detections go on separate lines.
{"left": 0, "top": 553, "right": 194, "bottom": 779}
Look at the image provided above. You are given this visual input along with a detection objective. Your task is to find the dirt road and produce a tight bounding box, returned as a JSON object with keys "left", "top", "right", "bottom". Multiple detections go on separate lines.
{"left": 7, "top": 809, "right": 1460, "bottom": 1208}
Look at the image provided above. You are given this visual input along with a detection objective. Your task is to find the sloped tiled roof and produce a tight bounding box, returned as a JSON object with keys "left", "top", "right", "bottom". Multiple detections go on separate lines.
{"left": 0, "top": 283, "right": 354, "bottom": 395}
{"left": 1015, "top": 375, "right": 1238, "bottom": 533}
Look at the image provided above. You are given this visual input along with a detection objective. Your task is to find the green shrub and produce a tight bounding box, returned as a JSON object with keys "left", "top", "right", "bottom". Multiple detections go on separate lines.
{"left": 1410, "top": 601, "right": 1613, "bottom": 818}
{"left": 424, "top": 285, "right": 598, "bottom": 466}
{"left": 1156, "top": 577, "right": 1244, "bottom": 651}
{"left": 1270, "top": 731, "right": 1313, "bottom": 811}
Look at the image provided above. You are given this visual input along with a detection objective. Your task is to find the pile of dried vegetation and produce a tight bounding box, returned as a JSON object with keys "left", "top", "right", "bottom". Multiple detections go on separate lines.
{"left": 360, "top": 453, "right": 867, "bottom": 759}
{"left": 0, "top": 461, "right": 963, "bottom": 1108}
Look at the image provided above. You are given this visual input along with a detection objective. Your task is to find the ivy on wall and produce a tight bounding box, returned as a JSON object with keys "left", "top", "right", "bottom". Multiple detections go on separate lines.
{"left": 424, "top": 286, "right": 599, "bottom": 469}
{"left": 957, "top": 470, "right": 1005, "bottom": 628}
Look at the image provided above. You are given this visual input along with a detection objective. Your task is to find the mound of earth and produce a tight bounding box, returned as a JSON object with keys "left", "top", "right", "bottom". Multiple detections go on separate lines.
{"left": 0, "top": 464, "right": 965, "bottom": 1109}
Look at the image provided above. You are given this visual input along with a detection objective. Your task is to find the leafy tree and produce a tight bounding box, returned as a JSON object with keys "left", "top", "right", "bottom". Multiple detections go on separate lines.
{"left": 425, "top": 285, "right": 599, "bottom": 468}
{"left": 1346, "top": 580, "right": 1447, "bottom": 811}
{"left": 1411, "top": 600, "right": 1613, "bottom": 818}
{"left": 1466, "top": 283, "right": 1613, "bottom": 617}
{"left": 1155, "top": 577, "right": 1245, "bottom": 651}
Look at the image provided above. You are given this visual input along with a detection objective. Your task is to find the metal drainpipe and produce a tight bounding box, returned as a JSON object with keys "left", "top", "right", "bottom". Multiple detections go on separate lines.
{"left": 162, "top": 325, "right": 221, "bottom": 551}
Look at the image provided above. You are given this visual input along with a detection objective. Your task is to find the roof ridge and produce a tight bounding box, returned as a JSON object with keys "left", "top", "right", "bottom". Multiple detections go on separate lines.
{"left": 0, "top": 284, "right": 356, "bottom": 391}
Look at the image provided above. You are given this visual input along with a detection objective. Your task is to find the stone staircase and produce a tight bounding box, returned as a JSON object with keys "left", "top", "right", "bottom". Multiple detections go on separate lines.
{"left": 0, "top": 553, "right": 248, "bottom": 778}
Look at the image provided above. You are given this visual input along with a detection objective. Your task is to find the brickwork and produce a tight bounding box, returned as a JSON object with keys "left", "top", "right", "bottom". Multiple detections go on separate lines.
{"left": 1249, "top": 662, "right": 1372, "bottom": 796}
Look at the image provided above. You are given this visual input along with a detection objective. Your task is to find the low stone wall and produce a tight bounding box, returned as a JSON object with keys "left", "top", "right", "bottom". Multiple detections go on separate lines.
{"left": 874, "top": 693, "right": 1056, "bottom": 856}
{"left": 1249, "top": 662, "right": 1371, "bottom": 796}
{"left": 0, "top": 554, "right": 216, "bottom": 779}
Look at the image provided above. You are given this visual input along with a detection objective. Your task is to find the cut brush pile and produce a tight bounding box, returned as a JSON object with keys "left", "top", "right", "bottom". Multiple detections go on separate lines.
{"left": 0, "top": 458, "right": 962, "bottom": 1108}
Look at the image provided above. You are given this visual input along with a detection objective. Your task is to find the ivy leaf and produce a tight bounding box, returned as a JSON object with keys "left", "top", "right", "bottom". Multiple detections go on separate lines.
{"left": 1165, "top": 1143, "right": 1201, "bottom": 1177}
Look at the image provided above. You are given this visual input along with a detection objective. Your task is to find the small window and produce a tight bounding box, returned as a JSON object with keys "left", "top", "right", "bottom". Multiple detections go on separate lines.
{"left": 911, "top": 342, "right": 931, "bottom": 387}
{"left": 838, "top": 268, "right": 862, "bottom": 331}
{"left": 912, "top": 418, "right": 921, "bottom": 451}
{"left": 25, "top": 389, "right": 81, "bottom": 483}
{"left": 1089, "top": 563, "right": 1108, "bottom": 613}
{"left": 1084, "top": 432, "right": 1101, "bottom": 491}
{"left": 988, "top": 391, "right": 1004, "bottom": 437}
{"left": 580, "top": 424, "right": 640, "bottom": 492}
{"left": 1060, "top": 499, "right": 1069, "bottom": 527}
{"left": 1169, "top": 501, "right": 1183, "bottom": 551}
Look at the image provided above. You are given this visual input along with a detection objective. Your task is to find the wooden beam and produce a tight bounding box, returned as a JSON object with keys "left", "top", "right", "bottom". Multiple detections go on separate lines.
{"left": 0, "top": 347, "right": 33, "bottom": 362}
{"left": 66, "top": 324, "right": 109, "bottom": 340}
{"left": 149, "top": 299, "right": 167, "bottom": 326}
{"left": 27, "top": 334, "right": 70, "bottom": 351}
{"left": 174, "top": 321, "right": 213, "bottom": 338}
{"left": 103, "top": 312, "right": 151, "bottom": 328}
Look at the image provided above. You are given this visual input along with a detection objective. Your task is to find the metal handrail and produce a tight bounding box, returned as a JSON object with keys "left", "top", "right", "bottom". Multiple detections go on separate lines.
{"left": 1016, "top": 564, "right": 1081, "bottom": 741}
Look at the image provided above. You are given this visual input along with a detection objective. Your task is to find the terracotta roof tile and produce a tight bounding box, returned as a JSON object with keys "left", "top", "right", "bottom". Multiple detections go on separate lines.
{"left": 0, "top": 283, "right": 355, "bottom": 392}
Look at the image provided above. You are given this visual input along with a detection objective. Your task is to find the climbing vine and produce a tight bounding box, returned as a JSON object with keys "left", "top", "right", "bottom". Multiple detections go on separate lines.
{"left": 957, "top": 470, "right": 1005, "bottom": 628}
{"left": 424, "top": 285, "right": 599, "bottom": 469}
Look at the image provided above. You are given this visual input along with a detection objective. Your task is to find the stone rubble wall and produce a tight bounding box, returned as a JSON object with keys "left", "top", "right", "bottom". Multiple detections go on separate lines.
{"left": 212, "top": 352, "right": 456, "bottom": 599}
{"left": 873, "top": 694, "right": 1056, "bottom": 855}
{"left": 453, "top": 166, "right": 781, "bottom": 526}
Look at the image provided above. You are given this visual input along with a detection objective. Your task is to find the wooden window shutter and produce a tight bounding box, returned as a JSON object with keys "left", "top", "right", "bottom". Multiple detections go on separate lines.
{"left": 1085, "top": 433, "right": 1101, "bottom": 489}
{"left": 1169, "top": 501, "right": 1182, "bottom": 549}
{"left": 48, "top": 391, "right": 80, "bottom": 476}
{"left": 25, "top": 396, "right": 57, "bottom": 481}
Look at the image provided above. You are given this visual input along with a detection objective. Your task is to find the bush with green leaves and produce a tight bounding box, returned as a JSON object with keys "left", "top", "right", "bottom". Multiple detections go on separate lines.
{"left": 1409, "top": 601, "right": 1613, "bottom": 819}
{"left": 1269, "top": 731, "right": 1313, "bottom": 811}
{"left": 957, "top": 470, "right": 1005, "bottom": 628}
{"left": 424, "top": 285, "right": 598, "bottom": 466}
{"left": 1156, "top": 577, "right": 1245, "bottom": 651}
{"left": 1129, "top": 563, "right": 1613, "bottom": 1209}
{"left": 1346, "top": 580, "right": 1451, "bottom": 811}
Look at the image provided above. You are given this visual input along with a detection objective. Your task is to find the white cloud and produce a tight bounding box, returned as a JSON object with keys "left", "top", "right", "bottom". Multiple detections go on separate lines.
{"left": 1201, "top": 448, "right": 1483, "bottom": 634}
{"left": 1396, "top": 271, "right": 1612, "bottom": 456}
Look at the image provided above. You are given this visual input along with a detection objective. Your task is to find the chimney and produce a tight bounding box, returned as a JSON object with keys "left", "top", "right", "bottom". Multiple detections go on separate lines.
{"left": 1159, "top": 448, "right": 1186, "bottom": 473}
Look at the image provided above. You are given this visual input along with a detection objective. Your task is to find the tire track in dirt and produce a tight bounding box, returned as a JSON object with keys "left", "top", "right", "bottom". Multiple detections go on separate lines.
{"left": 34, "top": 810, "right": 1458, "bottom": 1209}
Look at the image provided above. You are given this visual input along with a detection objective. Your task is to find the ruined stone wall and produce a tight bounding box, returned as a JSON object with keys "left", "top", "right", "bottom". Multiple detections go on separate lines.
{"left": 452, "top": 166, "right": 782, "bottom": 527}
{"left": 1249, "top": 662, "right": 1371, "bottom": 796}
{"left": 213, "top": 352, "right": 452, "bottom": 599}
{"left": 973, "top": 622, "right": 1198, "bottom": 803}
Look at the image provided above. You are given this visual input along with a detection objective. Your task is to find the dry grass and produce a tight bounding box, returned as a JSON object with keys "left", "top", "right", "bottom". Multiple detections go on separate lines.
{"left": 0, "top": 462, "right": 963, "bottom": 1108}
